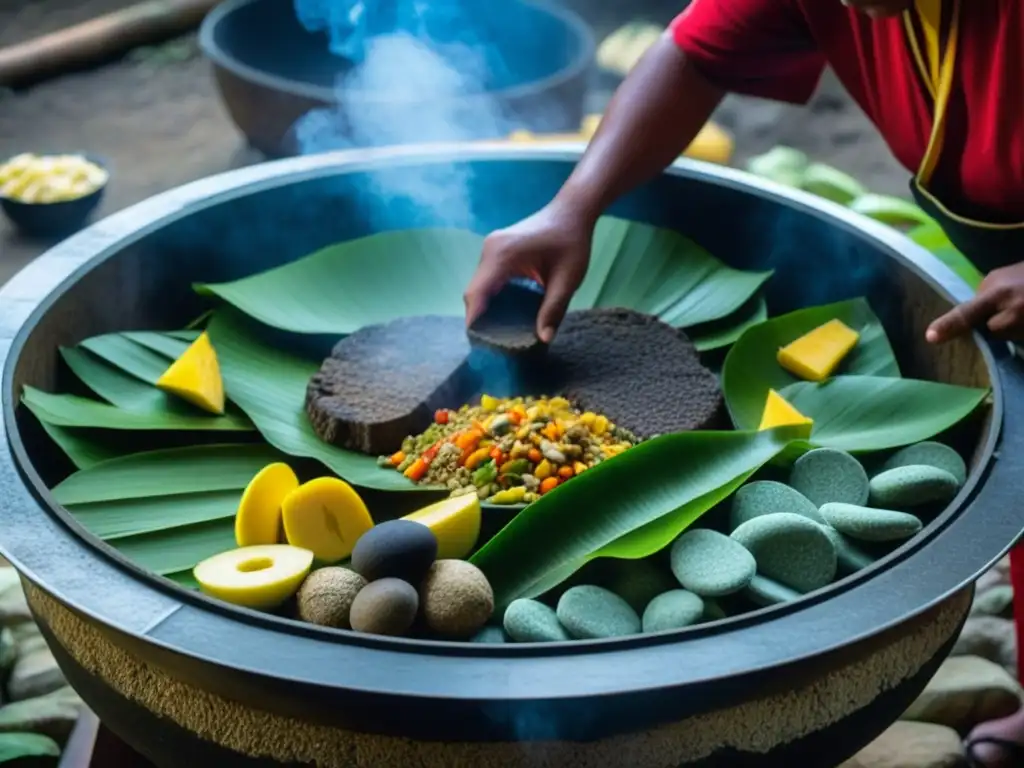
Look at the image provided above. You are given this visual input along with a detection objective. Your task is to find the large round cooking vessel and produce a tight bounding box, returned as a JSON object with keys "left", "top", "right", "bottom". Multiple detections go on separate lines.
{"left": 199, "top": 0, "right": 595, "bottom": 156}
{"left": 1, "top": 145, "right": 1022, "bottom": 768}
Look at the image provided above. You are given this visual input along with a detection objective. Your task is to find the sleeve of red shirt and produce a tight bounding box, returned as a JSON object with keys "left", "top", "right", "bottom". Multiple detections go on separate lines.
{"left": 670, "top": 0, "right": 826, "bottom": 104}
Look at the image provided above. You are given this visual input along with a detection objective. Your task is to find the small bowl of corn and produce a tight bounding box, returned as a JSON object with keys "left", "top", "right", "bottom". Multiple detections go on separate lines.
{"left": 0, "top": 152, "right": 109, "bottom": 237}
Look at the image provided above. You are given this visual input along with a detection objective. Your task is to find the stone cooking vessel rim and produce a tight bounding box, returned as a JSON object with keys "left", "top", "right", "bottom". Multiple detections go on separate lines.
{"left": 197, "top": 0, "right": 598, "bottom": 108}
{"left": 0, "top": 143, "right": 1022, "bottom": 707}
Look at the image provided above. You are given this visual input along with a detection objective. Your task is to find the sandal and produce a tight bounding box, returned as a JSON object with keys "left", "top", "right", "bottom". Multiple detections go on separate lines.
{"left": 965, "top": 736, "right": 1024, "bottom": 768}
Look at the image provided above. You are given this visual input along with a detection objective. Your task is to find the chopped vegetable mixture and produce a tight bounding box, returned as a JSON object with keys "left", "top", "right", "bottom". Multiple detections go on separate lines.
{"left": 379, "top": 395, "right": 639, "bottom": 504}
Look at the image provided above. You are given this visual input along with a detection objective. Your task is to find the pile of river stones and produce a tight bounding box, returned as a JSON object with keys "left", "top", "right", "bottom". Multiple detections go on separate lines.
{"left": 0, "top": 565, "right": 84, "bottom": 764}
{"left": 495, "top": 443, "right": 965, "bottom": 643}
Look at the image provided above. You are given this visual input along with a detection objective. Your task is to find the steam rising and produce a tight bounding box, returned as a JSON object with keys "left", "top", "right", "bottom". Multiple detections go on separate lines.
{"left": 291, "top": 0, "right": 514, "bottom": 229}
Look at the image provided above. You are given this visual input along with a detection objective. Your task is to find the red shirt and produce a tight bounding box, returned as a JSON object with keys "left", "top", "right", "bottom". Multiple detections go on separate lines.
{"left": 671, "top": 0, "right": 1024, "bottom": 222}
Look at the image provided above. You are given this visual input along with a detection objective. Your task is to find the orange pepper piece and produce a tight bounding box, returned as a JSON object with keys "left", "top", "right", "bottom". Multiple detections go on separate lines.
{"left": 403, "top": 458, "right": 428, "bottom": 481}
{"left": 539, "top": 477, "right": 560, "bottom": 494}
{"left": 389, "top": 450, "right": 406, "bottom": 466}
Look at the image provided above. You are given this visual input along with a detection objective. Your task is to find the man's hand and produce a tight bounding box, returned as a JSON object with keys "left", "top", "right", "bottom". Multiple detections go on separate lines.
{"left": 927, "top": 262, "right": 1024, "bottom": 343}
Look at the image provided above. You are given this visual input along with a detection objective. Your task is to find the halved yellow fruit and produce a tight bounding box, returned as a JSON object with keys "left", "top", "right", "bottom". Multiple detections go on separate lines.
{"left": 155, "top": 331, "right": 226, "bottom": 415}
{"left": 193, "top": 544, "right": 313, "bottom": 610}
{"left": 758, "top": 389, "right": 814, "bottom": 431}
{"left": 281, "top": 477, "right": 374, "bottom": 563}
{"left": 402, "top": 493, "right": 481, "bottom": 560}
{"left": 235, "top": 463, "right": 299, "bottom": 547}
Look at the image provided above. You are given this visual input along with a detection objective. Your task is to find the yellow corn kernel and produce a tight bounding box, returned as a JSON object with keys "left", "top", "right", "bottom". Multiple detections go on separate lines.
{"left": 491, "top": 486, "right": 527, "bottom": 504}
{"left": 542, "top": 422, "right": 561, "bottom": 441}
{"left": 579, "top": 412, "right": 596, "bottom": 427}
{"left": 515, "top": 425, "right": 531, "bottom": 440}
{"left": 573, "top": 461, "right": 588, "bottom": 475}
{"left": 534, "top": 459, "right": 553, "bottom": 480}
{"left": 549, "top": 397, "right": 570, "bottom": 410}
{"left": 526, "top": 406, "right": 541, "bottom": 420}
{"left": 592, "top": 415, "right": 609, "bottom": 436}
{"left": 481, "top": 394, "right": 499, "bottom": 411}
{"left": 529, "top": 433, "right": 543, "bottom": 446}
{"left": 777, "top": 319, "right": 860, "bottom": 382}
{"left": 464, "top": 447, "right": 492, "bottom": 470}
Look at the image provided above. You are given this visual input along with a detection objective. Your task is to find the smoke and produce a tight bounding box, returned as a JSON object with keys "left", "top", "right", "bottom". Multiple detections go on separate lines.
{"left": 291, "top": 0, "right": 515, "bottom": 230}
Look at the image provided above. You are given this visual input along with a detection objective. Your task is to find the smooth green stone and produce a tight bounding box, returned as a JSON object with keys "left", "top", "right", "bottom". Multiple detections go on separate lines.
{"left": 818, "top": 524, "right": 875, "bottom": 573}
{"left": 882, "top": 442, "right": 967, "bottom": 486}
{"left": 641, "top": 590, "right": 705, "bottom": 633}
{"left": 789, "top": 448, "right": 869, "bottom": 507}
{"left": 556, "top": 586, "right": 641, "bottom": 640}
{"left": 605, "top": 559, "right": 677, "bottom": 614}
{"left": 729, "top": 480, "right": 824, "bottom": 530}
{"left": 746, "top": 574, "right": 802, "bottom": 606}
{"left": 731, "top": 512, "right": 838, "bottom": 593}
{"left": 869, "top": 465, "right": 960, "bottom": 508}
{"left": 470, "top": 625, "right": 511, "bottom": 644}
{"left": 820, "top": 502, "right": 922, "bottom": 542}
{"left": 503, "top": 599, "right": 570, "bottom": 643}
{"left": 670, "top": 529, "right": 756, "bottom": 598}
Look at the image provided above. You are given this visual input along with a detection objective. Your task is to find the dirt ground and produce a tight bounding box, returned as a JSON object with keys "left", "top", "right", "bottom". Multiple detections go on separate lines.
{"left": 0, "top": 0, "right": 910, "bottom": 286}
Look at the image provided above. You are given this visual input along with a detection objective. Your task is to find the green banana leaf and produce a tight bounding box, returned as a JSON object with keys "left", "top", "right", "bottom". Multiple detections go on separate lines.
{"left": 470, "top": 424, "right": 808, "bottom": 609}
{"left": 196, "top": 219, "right": 772, "bottom": 338}
{"left": 689, "top": 295, "right": 768, "bottom": 352}
{"left": 0, "top": 733, "right": 60, "bottom": 762}
{"left": 780, "top": 376, "right": 988, "bottom": 452}
{"left": 22, "top": 386, "right": 252, "bottom": 431}
{"left": 166, "top": 570, "right": 201, "bottom": 590}
{"left": 52, "top": 444, "right": 285, "bottom": 505}
{"left": 79, "top": 334, "right": 176, "bottom": 385}
{"left": 121, "top": 331, "right": 193, "bottom": 359}
{"left": 847, "top": 194, "right": 934, "bottom": 228}
{"left": 205, "top": 309, "right": 432, "bottom": 492}
{"left": 68, "top": 490, "right": 243, "bottom": 540}
{"left": 39, "top": 423, "right": 124, "bottom": 469}
{"left": 111, "top": 519, "right": 237, "bottom": 575}
{"left": 722, "top": 298, "right": 900, "bottom": 429}
{"left": 569, "top": 217, "right": 773, "bottom": 327}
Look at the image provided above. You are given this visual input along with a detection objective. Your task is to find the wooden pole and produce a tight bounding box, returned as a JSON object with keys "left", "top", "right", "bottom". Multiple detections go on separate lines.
{"left": 0, "top": 0, "right": 221, "bottom": 89}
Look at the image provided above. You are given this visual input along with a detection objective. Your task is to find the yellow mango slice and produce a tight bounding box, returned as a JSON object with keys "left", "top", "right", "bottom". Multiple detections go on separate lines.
{"left": 402, "top": 493, "right": 482, "bottom": 560}
{"left": 235, "top": 463, "right": 299, "bottom": 547}
{"left": 758, "top": 389, "right": 814, "bottom": 431}
{"left": 777, "top": 319, "right": 860, "bottom": 382}
{"left": 281, "top": 477, "right": 374, "bottom": 563}
{"left": 193, "top": 544, "right": 313, "bottom": 610}
{"left": 155, "top": 331, "right": 225, "bottom": 414}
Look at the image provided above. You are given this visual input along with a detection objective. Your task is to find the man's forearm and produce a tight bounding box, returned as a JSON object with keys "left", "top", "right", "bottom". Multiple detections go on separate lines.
{"left": 554, "top": 34, "right": 726, "bottom": 222}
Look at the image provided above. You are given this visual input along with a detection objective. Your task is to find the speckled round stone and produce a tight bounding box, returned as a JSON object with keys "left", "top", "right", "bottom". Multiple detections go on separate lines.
{"left": 731, "top": 512, "right": 838, "bottom": 593}
{"left": 818, "top": 523, "right": 875, "bottom": 573}
{"left": 881, "top": 441, "right": 967, "bottom": 486}
{"left": 745, "top": 574, "right": 802, "bottom": 607}
{"left": 670, "top": 528, "right": 757, "bottom": 598}
{"left": 503, "top": 598, "right": 571, "bottom": 643}
{"left": 556, "top": 585, "right": 641, "bottom": 639}
{"left": 869, "top": 465, "right": 960, "bottom": 508}
{"left": 641, "top": 590, "right": 705, "bottom": 633}
{"left": 729, "top": 480, "right": 824, "bottom": 530}
{"left": 605, "top": 558, "right": 678, "bottom": 614}
{"left": 470, "top": 625, "right": 510, "bottom": 644}
{"left": 789, "top": 448, "right": 869, "bottom": 507}
{"left": 820, "top": 502, "right": 923, "bottom": 542}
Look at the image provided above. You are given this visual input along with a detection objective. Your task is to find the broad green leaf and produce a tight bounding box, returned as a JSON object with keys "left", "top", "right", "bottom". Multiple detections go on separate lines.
{"left": 205, "top": 309, "right": 435, "bottom": 492}
{"left": 121, "top": 331, "right": 192, "bottom": 359}
{"left": 690, "top": 295, "right": 767, "bottom": 352}
{"left": 111, "top": 519, "right": 236, "bottom": 575}
{"left": 39, "top": 423, "right": 123, "bottom": 469}
{"left": 722, "top": 298, "right": 900, "bottom": 429}
{"left": 848, "top": 193, "right": 934, "bottom": 227}
{"left": 166, "top": 570, "right": 200, "bottom": 590}
{"left": 80, "top": 334, "right": 173, "bottom": 384}
{"left": 68, "top": 490, "right": 241, "bottom": 540}
{"left": 470, "top": 425, "right": 806, "bottom": 609}
{"left": 52, "top": 444, "right": 284, "bottom": 505}
{"left": 0, "top": 732, "right": 60, "bottom": 762}
{"left": 195, "top": 229, "right": 485, "bottom": 335}
{"left": 572, "top": 217, "right": 773, "bottom": 327}
{"left": 21, "top": 387, "right": 251, "bottom": 432}
{"left": 780, "top": 375, "right": 989, "bottom": 452}
{"left": 62, "top": 346, "right": 166, "bottom": 412}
